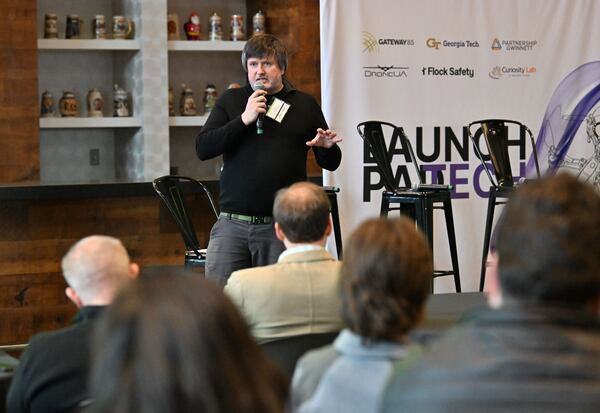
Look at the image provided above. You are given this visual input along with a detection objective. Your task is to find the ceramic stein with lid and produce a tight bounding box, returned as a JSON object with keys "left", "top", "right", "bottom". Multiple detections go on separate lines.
{"left": 59, "top": 91, "right": 78, "bottom": 117}
{"left": 113, "top": 84, "right": 130, "bottom": 117}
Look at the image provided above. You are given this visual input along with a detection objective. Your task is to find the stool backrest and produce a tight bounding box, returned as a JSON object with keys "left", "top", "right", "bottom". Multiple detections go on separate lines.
{"left": 467, "top": 119, "right": 541, "bottom": 188}
{"left": 152, "top": 175, "right": 219, "bottom": 259}
{"left": 357, "top": 120, "right": 422, "bottom": 191}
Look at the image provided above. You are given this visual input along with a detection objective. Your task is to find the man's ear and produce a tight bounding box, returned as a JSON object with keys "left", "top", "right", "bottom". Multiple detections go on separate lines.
{"left": 274, "top": 222, "right": 286, "bottom": 242}
{"left": 65, "top": 287, "right": 84, "bottom": 309}
{"left": 485, "top": 252, "right": 502, "bottom": 309}
{"left": 129, "top": 262, "right": 140, "bottom": 279}
{"left": 324, "top": 216, "right": 333, "bottom": 237}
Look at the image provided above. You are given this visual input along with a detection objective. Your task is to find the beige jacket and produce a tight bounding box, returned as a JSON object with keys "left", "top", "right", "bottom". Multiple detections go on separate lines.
{"left": 225, "top": 248, "right": 343, "bottom": 343}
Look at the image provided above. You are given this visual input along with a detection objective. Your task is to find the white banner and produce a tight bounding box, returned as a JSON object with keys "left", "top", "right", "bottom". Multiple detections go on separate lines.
{"left": 320, "top": 0, "right": 600, "bottom": 292}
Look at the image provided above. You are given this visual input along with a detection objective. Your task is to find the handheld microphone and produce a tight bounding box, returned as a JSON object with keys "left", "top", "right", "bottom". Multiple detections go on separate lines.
{"left": 254, "top": 80, "right": 265, "bottom": 135}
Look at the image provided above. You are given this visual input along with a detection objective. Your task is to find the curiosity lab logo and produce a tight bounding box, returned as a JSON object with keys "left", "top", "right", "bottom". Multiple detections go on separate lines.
{"left": 489, "top": 65, "right": 537, "bottom": 79}
{"left": 491, "top": 37, "right": 538, "bottom": 51}
{"left": 426, "top": 38, "right": 480, "bottom": 50}
{"left": 421, "top": 66, "right": 475, "bottom": 78}
{"left": 362, "top": 31, "right": 415, "bottom": 53}
{"left": 363, "top": 65, "right": 409, "bottom": 78}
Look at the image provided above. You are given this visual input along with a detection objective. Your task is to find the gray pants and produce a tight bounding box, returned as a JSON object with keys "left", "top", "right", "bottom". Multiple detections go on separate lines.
{"left": 205, "top": 216, "right": 285, "bottom": 287}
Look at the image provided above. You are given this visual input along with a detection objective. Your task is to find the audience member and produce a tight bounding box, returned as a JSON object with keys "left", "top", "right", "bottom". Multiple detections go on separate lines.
{"left": 225, "top": 182, "right": 342, "bottom": 343}
{"left": 290, "top": 217, "right": 433, "bottom": 413}
{"left": 7, "top": 235, "right": 138, "bottom": 413}
{"left": 88, "top": 275, "right": 287, "bottom": 413}
{"left": 381, "top": 172, "right": 600, "bottom": 412}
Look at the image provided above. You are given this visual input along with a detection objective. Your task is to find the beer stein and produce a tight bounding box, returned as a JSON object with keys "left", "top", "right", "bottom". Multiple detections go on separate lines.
{"left": 113, "top": 16, "right": 133, "bottom": 40}
{"left": 113, "top": 84, "right": 130, "bottom": 117}
{"left": 179, "top": 84, "right": 197, "bottom": 116}
{"left": 209, "top": 13, "right": 223, "bottom": 41}
{"left": 40, "top": 90, "right": 56, "bottom": 117}
{"left": 44, "top": 13, "right": 58, "bottom": 39}
{"left": 93, "top": 15, "right": 107, "bottom": 39}
{"left": 167, "top": 14, "right": 181, "bottom": 40}
{"left": 66, "top": 15, "right": 82, "bottom": 39}
{"left": 203, "top": 83, "right": 218, "bottom": 114}
{"left": 252, "top": 11, "right": 266, "bottom": 36}
{"left": 59, "top": 91, "right": 78, "bottom": 117}
{"left": 230, "top": 14, "right": 245, "bottom": 41}
{"left": 87, "top": 89, "right": 104, "bottom": 117}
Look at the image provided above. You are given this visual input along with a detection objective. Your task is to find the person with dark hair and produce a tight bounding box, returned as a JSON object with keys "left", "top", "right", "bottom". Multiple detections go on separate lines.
{"left": 290, "top": 217, "right": 433, "bottom": 413}
{"left": 381, "top": 172, "right": 600, "bottom": 413}
{"left": 196, "top": 34, "right": 342, "bottom": 286}
{"left": 225, "top": 182, "right": 342, "bottom": 343}
{"left": 7, "top": 236, "right": 139, "bottom": 413}
{"left": 88, "top": 275, "right": 287, "bottom": 413}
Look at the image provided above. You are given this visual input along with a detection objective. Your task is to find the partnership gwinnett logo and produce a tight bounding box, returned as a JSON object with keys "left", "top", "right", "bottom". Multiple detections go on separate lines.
{"left": 363, "top": 65, "right": 409, "bottom": 78}
{"left": 489, "top": 65, "right": 537, "bottom": 79}
{"left": 491, "top": 38, "right": 538, "bottom": 51}
{"left": 426, "top": 38, "right": 480, "bottom": 50}
{"left": 421, "top": 66, "right": 475, "bottom": 78}
{"left": 362, "top": 31, "right": 415, "bottom": 53}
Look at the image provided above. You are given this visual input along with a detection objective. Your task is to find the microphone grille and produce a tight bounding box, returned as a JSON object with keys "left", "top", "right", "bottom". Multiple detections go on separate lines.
{"left": 254, "top": 81, "right": 265, "bottom": 90}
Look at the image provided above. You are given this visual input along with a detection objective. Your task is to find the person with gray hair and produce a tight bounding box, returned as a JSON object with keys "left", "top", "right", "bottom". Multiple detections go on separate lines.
{"left": 225, "top": 181, "right": 342, "bottom": 343}
{"left": 7, "top": 235, "right": 139, "bottom": 413}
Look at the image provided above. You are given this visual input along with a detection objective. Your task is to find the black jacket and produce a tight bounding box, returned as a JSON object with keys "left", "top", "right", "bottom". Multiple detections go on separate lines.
{"left": 7, "top": 306, "right": 105, "bottom": 413}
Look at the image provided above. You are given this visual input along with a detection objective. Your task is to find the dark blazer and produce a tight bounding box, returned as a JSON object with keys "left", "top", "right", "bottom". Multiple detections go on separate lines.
{"left": 7, "top": 306, "right": 105, "bottom": 413}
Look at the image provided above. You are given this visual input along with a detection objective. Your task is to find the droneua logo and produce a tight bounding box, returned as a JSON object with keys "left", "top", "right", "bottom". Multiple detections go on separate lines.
{"left": 363, "top": 31, "right": 379, "bottom": 53}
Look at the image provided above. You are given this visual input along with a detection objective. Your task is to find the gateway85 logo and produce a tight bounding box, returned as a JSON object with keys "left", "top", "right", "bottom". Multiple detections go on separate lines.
{"left": 362, "top": 31, "right": 415, "bottom": 53}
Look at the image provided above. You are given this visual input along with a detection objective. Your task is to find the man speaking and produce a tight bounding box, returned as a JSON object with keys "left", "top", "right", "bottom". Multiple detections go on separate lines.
{"left": 196, "top": 34, "right": 342, "bottom": 286}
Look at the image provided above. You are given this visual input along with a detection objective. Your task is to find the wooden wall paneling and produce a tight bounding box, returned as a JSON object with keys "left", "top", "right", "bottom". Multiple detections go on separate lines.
{"left": 0, "top": 0, "right": 40, "bottom": 183}
{"left": 0, "top": 192, "right": 214, "bottom": 345}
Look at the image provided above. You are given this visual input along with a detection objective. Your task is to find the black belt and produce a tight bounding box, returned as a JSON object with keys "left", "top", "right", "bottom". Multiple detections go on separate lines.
{"left": 220, "top": 212, "right": 273, "bottom": 225}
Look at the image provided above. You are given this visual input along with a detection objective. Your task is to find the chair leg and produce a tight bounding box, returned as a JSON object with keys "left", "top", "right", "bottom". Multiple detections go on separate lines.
{"left": 443, "top": 199, "right": 461, "bottom": 293}
{"left": 479, "top": 191, "right": 497, "bottom": 292}
{"left": 329, "top": 194, "right": 343, "bottom": 259}
{"left": 380, "top": 194, "right": 390, "bottom": 217}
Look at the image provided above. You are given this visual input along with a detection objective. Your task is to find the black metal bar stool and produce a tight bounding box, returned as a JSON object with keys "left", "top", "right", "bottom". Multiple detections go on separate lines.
{"left": 467, "top": 119, "right": 541, "bottom": 291}
{"left": 358, "top": 121, "right": 461, "bottom": 292}
{"left": 323, "top": 186, "right": 343, "bottom": 259}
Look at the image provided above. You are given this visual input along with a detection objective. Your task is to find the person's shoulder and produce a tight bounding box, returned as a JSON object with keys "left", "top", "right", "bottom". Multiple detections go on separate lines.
{"left": 298, "top": 343, "right": 338, "bottom": 368}
{"left": 229, "top": 262, "right": 283, "bottom": 282}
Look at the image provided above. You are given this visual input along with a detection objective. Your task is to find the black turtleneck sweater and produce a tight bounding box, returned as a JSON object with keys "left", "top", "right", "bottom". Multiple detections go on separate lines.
{"left": 196, "top": 82, "right": 342, "bottom": 216}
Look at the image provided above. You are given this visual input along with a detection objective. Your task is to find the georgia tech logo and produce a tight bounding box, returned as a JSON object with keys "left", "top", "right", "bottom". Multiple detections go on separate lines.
{"left": 362, "top": 31, "right": 415, "bottom": 53}
{"left": 363, "top": 65, "right": 409, "bottom": 78}
{"left": 426, "top": 38, "right": 442, "bottom": 49}
{"left": 363, "top": 31, "right": 379, "bottom": 53}
{"left": 427, "top": 38, "right": 480, "bottom": 50}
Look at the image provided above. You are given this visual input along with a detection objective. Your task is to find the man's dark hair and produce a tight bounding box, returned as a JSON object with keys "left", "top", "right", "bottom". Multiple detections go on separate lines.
{"left": 273, "top": 182, "right": 330, "bottom": 243}
{"left": 241, "top": 34, "right": 288, "bottom": 72}
{"left": 340, "top": 217, "right": 432, "bottom": 342}
{"left": 496, "top": 172, "right": 600, "bottom": 306}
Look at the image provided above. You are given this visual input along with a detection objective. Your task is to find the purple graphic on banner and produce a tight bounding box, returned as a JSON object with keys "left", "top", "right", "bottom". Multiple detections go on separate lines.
{"left": 530, "top": 61, "right": 600, "bottom": 189}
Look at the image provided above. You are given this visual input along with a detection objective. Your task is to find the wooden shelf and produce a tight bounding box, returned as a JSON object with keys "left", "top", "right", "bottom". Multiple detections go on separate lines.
{"left": 38, "top": 39, "right": 141, "bottom": 50}
{"left": 168, "top": 40, "right": 246, "bottom": 52}
{"left": 169, "top": 116, "right": 208, "bottom": 127}
{"left": 40, "top": 117, "right": 142, "bottom": 129}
